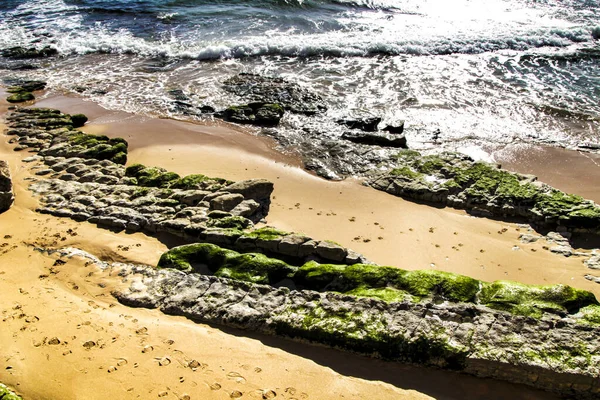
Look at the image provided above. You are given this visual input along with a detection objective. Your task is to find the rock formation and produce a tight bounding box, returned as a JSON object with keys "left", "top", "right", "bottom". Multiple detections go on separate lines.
{"left": 0, "top": 160, "right": 14, "bottom": 213}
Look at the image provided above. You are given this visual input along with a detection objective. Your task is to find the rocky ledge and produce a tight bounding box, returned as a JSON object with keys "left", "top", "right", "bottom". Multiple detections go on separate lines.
{"left": 106, "top": 242, "right": 600, "bottom": 399}
{"left": 367, "top": 150, "right": 600, "bottom": 235}
{"left": 4, "top": 107, "right": 369, "bottom": 266}
{"left": 0, "top": 160, "right": 14, "bottom": 213}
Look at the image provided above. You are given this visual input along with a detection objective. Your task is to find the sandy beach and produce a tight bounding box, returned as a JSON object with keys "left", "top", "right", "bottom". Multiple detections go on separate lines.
{"left": 0, "top": 93, "right": 595, "bottom": 399}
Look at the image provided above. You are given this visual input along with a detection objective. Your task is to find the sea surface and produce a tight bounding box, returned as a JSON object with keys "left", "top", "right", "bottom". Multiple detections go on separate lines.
{"left": 0, "top": 0, "right": 599, "bottom": 172}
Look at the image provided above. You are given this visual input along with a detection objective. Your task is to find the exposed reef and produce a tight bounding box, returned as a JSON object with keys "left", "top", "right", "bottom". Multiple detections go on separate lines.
{"left": 222, "top": 73, "right": 327, "bottom": 115}
{"left": 108, "top": 243, "right": 600, "bottom": 399}
{"left": 367, "top": 150, "right": 600, "bottom": 234}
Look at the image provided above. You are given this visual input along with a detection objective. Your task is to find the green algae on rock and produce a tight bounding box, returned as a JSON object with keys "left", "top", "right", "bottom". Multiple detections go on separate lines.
{"left": 157, "top": 242, "right": 599, "bottom": 320}
{"left": 116, "top": 256, "right": 600, "bottom": 399}
{"left": 125, "top": 163, "right": 232, "bottom": 190}
{"left": 6, "top": 91, "right": 35, "bottom": 103}
{"left": 368, "top": 150, "right": 600, "bottom": 233}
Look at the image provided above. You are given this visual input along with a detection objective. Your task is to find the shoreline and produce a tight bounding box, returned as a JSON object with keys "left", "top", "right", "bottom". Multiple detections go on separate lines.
{"left": 0, "top": 92, "right": 596, "bottom": 399}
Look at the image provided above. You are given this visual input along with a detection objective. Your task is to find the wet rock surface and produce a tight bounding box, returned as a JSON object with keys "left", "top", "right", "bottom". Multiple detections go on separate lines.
{"left": 0, "top": 160, "right": 14, "bottom": 213}
{"left": 219, "top": 103, "right": 285, "bottom": 127}
{"left": 3, "top": 78, "right": 46, "bottom": 104}
{"left": 223, "top": 73, "right": 327, "bottom": 115}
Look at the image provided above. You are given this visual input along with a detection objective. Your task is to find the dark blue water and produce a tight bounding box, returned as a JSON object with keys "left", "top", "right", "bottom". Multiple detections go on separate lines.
{"left": 1, "top": 0, "right": 599, "bottom": 173}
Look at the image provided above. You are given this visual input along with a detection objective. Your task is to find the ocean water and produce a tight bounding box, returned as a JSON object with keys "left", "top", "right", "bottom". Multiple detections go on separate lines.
{"left": 0, "top": 0, "right": 599, "bottom": 172}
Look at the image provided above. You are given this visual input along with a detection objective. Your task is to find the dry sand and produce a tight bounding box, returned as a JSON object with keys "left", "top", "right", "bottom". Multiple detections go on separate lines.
{"left": 0, "top": 93, "right": 592, "bottom": 399}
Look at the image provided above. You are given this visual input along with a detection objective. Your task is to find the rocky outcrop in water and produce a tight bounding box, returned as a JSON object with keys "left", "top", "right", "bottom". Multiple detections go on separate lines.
{"left": 341, "top": 131, "right": 407, "bottom": 148}
{"left": 220, "top": 103, "right": 285, "bottom": 126}
{"left": 0, "top": 160, "right": 14, "bottom": 213}
{"left": 223, "top": 73, "right": 327, "bottom": 115}
{"left": 1, "top": 46, "right": 58, "bottom": 59}
{"left": 110, "top": 245, "right": 600, "bottom": 400}
{"left": 367, "top": 150, "right": 600, "bottom": 234}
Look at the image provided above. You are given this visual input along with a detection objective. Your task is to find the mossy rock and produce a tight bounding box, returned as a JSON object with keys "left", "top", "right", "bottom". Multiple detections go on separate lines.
{"left": 295, "top": 262, "right": 480, "bottom": 303}
{"left": 243, "top": 227, "right": 289, "bottom": 240}
{"left": 157, "top": 243, "right": 599, "bottom": 320}
{"left": 125, "top": 164, "right": 230, "bottom": 190}
{"left": 383, "top": 150, "right": 600, "bottom": 229}
{"left": 7, "top": 91, "right": 34, "bottom": 103}
{"left": 158, "top": 243, "right": 296, "bottom": 284}
{"left": 207, "top": 216, "right": 252, "bottom": 230}
{"left": 71, "top": 113, "right": 88, "bottom": 128}
{"left": 578, "top": 305, "right": 600, "bottom": 325}
{"left": 66, "top": 132, "right": 129, "bottom": 164}
{"left": 158, "top": 242, "right": 238, "bottom": 272}
{"left": 478, "top": 281, "right": 597, "bottom": 317}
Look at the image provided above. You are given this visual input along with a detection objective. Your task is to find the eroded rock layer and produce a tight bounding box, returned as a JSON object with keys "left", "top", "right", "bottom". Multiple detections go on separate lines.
{"left": 113, "top": 258, "right": 600, "bottom": 400}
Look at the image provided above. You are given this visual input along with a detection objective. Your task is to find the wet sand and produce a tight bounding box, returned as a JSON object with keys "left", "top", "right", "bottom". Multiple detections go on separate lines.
{"left": 0, "top": 93, "right": 591, "bottom": 399}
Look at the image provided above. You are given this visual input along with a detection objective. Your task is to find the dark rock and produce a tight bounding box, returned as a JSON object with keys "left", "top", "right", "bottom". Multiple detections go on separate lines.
{"left": 1, "top": 46, "right": 58, "bottom": 59}
{"left": 341, "top": 132, "right": 407, "bottom": 148}
{"left": 336, "top": 117, "right": 381, "bottom": 132}
{"left": 70, "top": 114, "right": 88, "bottom": 128}
{"left": 221, "top": 103, "right": 284, "bottom": 127}
{"left": 5, "top": 79, "right": 46, "bottom": 92}
{"left": 315, "top": 240, "right": 347, "bottom": 262}
{"left": 382, "top": 121, "right": 405, "bottom": 135}
{"left": 223, "top": 73, "right": 326, "bottom": 115}
{"left": 0, "top": 161, "right": 14, "bottom": 213}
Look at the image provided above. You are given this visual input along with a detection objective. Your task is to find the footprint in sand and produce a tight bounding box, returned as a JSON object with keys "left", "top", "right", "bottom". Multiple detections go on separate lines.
{"left": 142, "top": 345, "right": 154, "bottom": 353}
{"left": 116, "top": 358, "right": 127, "bottom": 366}
{"left": 230, "top": 391, "right": 243, "bottom": 399}
{"left": 226, "top": 371, "right": 246, "bottom": 383}
{"left": 209, "top": 383, "right": 221, "bottom": 390}
{"left": 157, "top": 356, "right": 171, "bottom": 366}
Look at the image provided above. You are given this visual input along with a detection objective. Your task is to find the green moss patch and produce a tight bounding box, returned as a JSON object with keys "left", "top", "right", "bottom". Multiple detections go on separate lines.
{"left": 158, "top": 243, "right": 296, "bottom": 284}
{"left": 295, "top": 262, "right": 480, "bottom": 303}
{"left": 207, "top": 216, "right": 253, "bottom": 230}
{"left": 125, "top": 163, "right": 231, "bottom": 190}
{"left": 243, "top": 227, "right": 289, "bottom": 240}
{"left": 7, "top": 91, "right": 34, "bottom": 103}
{"left": 478, "top": 281, "right": 597, "bottom": 318}
{"left": 578, "top": 305, "right": 600, "bottom": 325}
{"left": 382, "top": 150, "right": 600, "bottom": 228}
{"left": 66, "top": 132, "right": 128, "bottom": 164}
{"left": 158, "top": 243, "right": 599, "bottom": 320}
